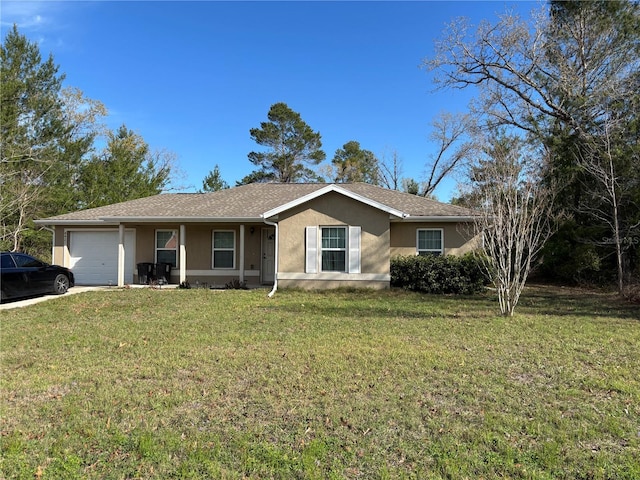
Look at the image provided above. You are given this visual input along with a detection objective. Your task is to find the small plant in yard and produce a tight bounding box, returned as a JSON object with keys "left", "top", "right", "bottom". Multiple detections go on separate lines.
{"left": 1, "top": 286, "right": 638, "bottom": 479}
{"left": 225, "top": 278, "right": 248, "bottom": 289}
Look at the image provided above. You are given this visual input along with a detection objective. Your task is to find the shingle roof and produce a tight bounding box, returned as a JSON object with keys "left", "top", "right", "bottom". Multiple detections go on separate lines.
{"left": 37, "top": 183, "right": 474, "bottom": 224}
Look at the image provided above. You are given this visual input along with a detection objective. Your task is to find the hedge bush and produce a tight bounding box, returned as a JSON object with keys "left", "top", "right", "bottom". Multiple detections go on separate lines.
{"left": 390, "top": 253, "right": 489, "bottom": 294}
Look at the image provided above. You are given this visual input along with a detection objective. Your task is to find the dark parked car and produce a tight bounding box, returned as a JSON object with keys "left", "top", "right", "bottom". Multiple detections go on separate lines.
{"left": 1, "top": 252, "right": 75, "bottom": 302}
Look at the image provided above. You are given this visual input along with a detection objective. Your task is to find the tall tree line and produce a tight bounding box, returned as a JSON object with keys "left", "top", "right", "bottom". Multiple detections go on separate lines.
{"left": 231, "top": 102, "right": 426, "bottom": 194}
{"left": 427, "top": 0, "right": 640, "bottom": 292}
{"left": 1, "top": 26, "right": 172, "bottom": 258}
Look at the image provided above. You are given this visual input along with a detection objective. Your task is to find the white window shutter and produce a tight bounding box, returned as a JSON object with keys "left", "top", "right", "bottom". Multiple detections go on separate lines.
{"left": 305, "top": 226, "right": 318, "bottom": 274}
{"left": 348, "top": 226, "right": 361, "bottom": 274}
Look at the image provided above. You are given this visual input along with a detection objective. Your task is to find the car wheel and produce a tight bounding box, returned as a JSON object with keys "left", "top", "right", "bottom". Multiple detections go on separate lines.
{"left": 53, "top": 274, "right": 70, "bottom": 295}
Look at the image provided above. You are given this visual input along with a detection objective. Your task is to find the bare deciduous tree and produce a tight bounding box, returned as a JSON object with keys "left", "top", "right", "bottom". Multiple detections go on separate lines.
{"left": 423, "top": 112, "right": 474, "bottom": 197}
{"left": 425, "top": 1, "right": 640, "bottom": 290}
{"left": 377, "top": 148, "right": 403, "bottom": 190}
{"left": 467, "top": 134, "right": 557, "bottom": 316}
{"left": 576, "top": 117, "right": 640, "bottom": 293}
{"left": 0, "top": 166, "right": 44, "bottom": 251}
{"left": 424, "top": 4, "right": 638, "bottom": 139}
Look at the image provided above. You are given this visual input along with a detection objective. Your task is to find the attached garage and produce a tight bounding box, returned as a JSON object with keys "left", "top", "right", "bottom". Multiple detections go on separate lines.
{"left": 68, "top": 230, "right": 135, "bottom": 285}
{"left": 37, "top": 184, "right": 478, "bottom": 289}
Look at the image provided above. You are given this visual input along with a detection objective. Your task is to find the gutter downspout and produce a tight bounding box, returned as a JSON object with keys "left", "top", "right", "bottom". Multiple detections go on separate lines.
{"left": 262, "top": 217, "right": 278, "bottom": 297}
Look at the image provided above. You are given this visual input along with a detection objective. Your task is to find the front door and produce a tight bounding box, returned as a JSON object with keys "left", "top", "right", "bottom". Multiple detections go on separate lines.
{"left": 261, "top": 228, "right": 275, "bottom": 284}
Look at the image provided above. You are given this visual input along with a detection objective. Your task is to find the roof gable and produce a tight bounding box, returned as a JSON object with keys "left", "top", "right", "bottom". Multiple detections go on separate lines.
{"left": 261, "top": 184, "right": 407, "bottom": 219}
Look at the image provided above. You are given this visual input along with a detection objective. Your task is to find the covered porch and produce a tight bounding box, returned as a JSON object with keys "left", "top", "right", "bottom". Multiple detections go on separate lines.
{"left": 118, "top": 222, "right": 276, "bottom": 288}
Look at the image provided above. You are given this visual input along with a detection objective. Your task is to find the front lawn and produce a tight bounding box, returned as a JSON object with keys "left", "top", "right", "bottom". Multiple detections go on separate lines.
{"left": 1, "top": 287, "right": 638, "bottom": 479}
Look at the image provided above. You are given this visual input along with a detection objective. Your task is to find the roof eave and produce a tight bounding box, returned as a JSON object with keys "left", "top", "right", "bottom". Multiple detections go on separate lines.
{"left": 262, "top": 184, "right": 408, "bottom": 218}
{"left": 99, "top": 216, "right": 264, "bottom": 223}
{"left": 36, "top": 216, "right": 266, "bottom": 225}
{"left": 398, "top": 216, "right": 477, "bottom": 223}
{"left": 34, "top": 219, "right": 121, "bottom": 226}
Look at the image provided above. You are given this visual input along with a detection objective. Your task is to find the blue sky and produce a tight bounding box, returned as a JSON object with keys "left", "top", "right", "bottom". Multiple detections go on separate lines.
{"left": 2, "top": 1, "right": 538, "bottom": 201}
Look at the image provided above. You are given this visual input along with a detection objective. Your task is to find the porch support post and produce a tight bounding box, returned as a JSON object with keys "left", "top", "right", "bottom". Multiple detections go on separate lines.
{"left": 179, "top": 224, "right": 186, "bottom": 284}
{"left": 239, "top": 225, "right": 245, "bottom": 283}
{"left": 117, "top": 223, "right": 125, "bottom": 287}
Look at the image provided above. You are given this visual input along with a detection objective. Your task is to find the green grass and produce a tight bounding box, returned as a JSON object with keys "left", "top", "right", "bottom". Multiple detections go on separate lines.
{"left": 1, "top": 286, "right": 639, "bottom": 479}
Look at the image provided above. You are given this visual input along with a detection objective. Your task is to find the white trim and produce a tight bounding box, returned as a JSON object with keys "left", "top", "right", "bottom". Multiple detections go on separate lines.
{"left": 278, "top": 272, "right": 390, "bottom": 282}
{"left": 212, "top": 230, "right": 236, "bottom": 269}
{"left": 416, "top": 228, "right": 444, "bottom": 255}
{"left": 305, "top": 226, "right": 318, "bottom": 274}
{"left": 38, "top": 217, "right": 263, "bottom": 226}
{"left": 65, "top": 227, "right": 137, "bottom": 232}
{"left": 262, "top": 184, "right": 407, "bottom": 219}
{"left": 186, "top": 269, "right": 260, "bottom": 277}
{"left": 400, "top": 216, "right": 476, "bottom": 223}
{"left": 37, "top": 220, "right": 123, "bottom": 226}
{"left": 40, "top": 215, "right": 473, "bottom": 226}
{"left": 348, "top": 226, "right": 361, "bottom": 274}
{"left": 99, "top": 216, "right": 262, "bottom": 223}
{"left": 38, "top": 214, "right": 473, "bottom": 226}
{"left": 179, "top": 224, "right": 186, "bottom": 283}
{"left": 118, "top": 224, "right": 125, "bottom": 287}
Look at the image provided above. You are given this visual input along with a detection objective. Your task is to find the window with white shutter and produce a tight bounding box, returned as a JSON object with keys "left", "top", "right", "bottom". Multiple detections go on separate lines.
{"left": 348, "top": 226, "right": 361, "bottom": 273}
{"left": 305, "top": 225, "right": 362, "bottom": 274}
{"left": 305, "top": 226, "right": 318, "bottom": 273}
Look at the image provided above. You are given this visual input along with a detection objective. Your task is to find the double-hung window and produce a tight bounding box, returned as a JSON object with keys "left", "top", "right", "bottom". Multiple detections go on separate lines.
{"left": 305, "top": 225, "right": 360, "bottom": 274}
{"left": 212, "top": 230, "right": 235, "bottom": 269}
{"left": 417, "top": 229, "right": 443, "bottom": 256}
{"left": 156, "top": 230, "right": 178, "bottom": 267}
{"left": 321, "top": 227, "right": 347, "bottom": 272}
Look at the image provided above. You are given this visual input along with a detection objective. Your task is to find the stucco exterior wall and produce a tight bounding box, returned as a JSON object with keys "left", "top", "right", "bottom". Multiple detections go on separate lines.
{"left": 277, "top": 192, "right": 390, "bottom": 286}
{"left": 52, "top": 226, "right": 66, "bottom": 266}
{"left": 244, "top": 226, "right": 264, "bottom": 272}
{"left": 186, "top": 225, "right": 212, "bottom": 268}
{"left": 389, "top": 222, "right": 477, "bottom": 257}
{"left": 134, "top": 225, "right": 157, "bottom": 264}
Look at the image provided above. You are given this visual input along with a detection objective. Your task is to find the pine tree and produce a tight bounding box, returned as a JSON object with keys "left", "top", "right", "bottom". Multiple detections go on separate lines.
{"left": 240, "top": 102, "right": 325, "bottom": 184}
{"left": 1, "top": 26, "right": 101, "bottom": 255}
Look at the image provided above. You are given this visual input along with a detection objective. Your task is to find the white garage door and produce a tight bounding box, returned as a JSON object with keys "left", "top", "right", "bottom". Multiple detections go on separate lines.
{"left": 69, "top": 231, "right": 135, "bottom": 285}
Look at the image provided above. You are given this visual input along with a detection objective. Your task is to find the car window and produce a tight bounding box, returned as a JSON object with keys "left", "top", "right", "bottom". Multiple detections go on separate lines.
{"left": 13, "top": 254, "right": 45, "bottom": 268}
{"left": 1, "top": 254, "right": 16, "bottom": 269}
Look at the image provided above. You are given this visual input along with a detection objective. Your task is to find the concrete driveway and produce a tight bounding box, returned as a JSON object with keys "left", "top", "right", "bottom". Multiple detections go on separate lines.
{"left": 0, "top": 286, "right": 109, "bottom": 310}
